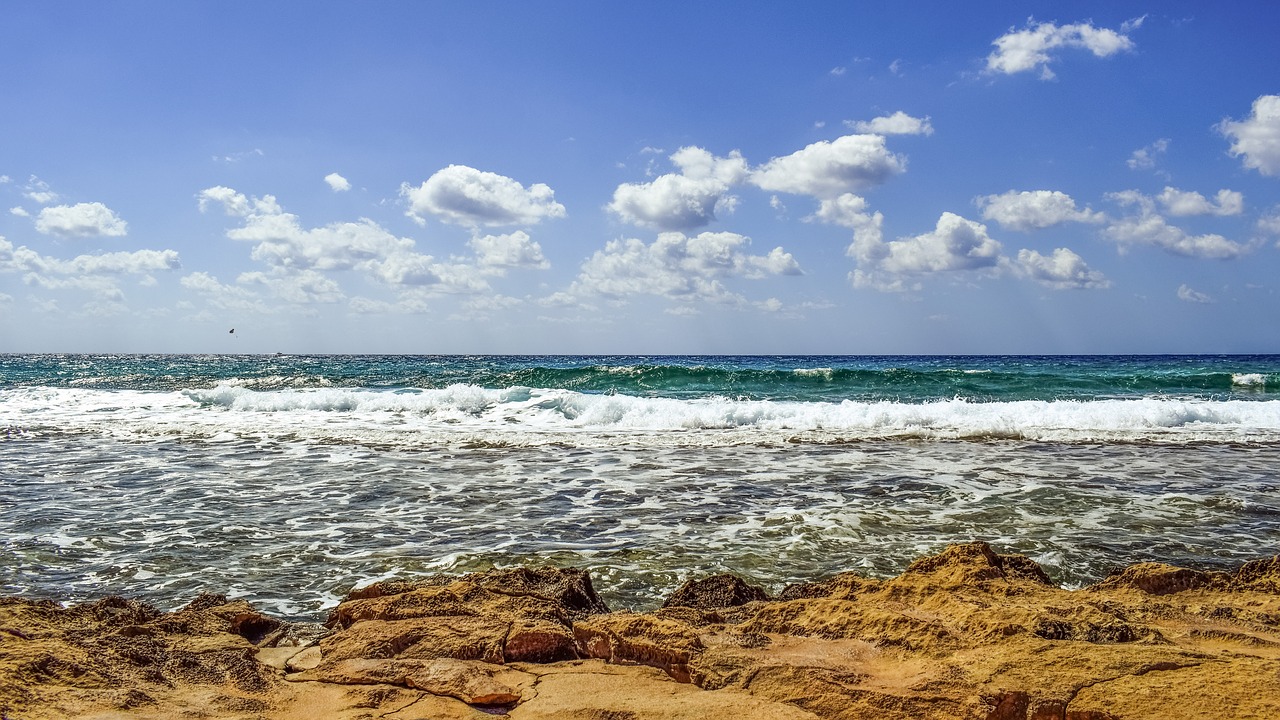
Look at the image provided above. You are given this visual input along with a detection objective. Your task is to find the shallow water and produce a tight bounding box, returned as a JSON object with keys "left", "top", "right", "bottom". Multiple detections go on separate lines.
{"left": 3, "top": 428, "right": 1276, "bottom": 619}
{"left": 4, "top": 354, "right": 1279, "bottom": 620}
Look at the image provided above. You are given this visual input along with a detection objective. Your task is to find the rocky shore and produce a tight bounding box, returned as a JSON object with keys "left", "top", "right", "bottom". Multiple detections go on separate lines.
{"left": 3, "top": 541, "right": 1280, "bottom": 719}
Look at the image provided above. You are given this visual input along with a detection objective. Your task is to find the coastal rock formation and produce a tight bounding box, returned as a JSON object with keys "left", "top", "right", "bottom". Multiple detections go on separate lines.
{"left": 3, "top": 542, "right": 1280, "bottom": 719}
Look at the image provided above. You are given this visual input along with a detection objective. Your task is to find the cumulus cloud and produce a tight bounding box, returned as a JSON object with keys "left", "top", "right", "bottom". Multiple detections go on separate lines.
{"left": 608, "top": 147, "right": 748, "bottom": 231}
{"left": 1104, "top": 191, "right": 1247, "bottom": 259}
{"left": 34, "top": 202, "right": 128, "bottom": 237}
{"left": 1177, "top": 284, "right": 1214, "bottom": 304}
{"left": 1128, "top": 138, "right": 1170, "bottom": 171}
{"left": 198, "top": 185, "right": 512, "bottom": 301}
{"left": 570, "top": 231, "right": 800, "bottom": 305}
{"left": 469, "top": 231, "right": 550, "bottom": 271}
{"left": 809, "top": 193, "right": 871, "bottom": 227}
{"left": 975, "top": 190, "right": 1104, "bottom": 231}
{"left": 847, "top": 111, "right": 934, "bottom": 136}
{"left": 401, "top": 165, "right": 566, "bottom": 227}
{"left": 1156, "top": 187, "right": 1244, "bottom": 217}
{"left": 0, "top": 235, "right": 180, "bottom": 301}
{"left": 10, "top": 207, "right": 29, "bottom": 218}
{"left": 324, "top": 173, "right": 351, "bottom": 192}
{"left": 1218, "top": 95, "right": 1280, "bottom": 176}
{"left": 1015, "top": 247, "right": 1110, "bottom": 289}
{"left": 871, "top": 212, "right": 1003, "bottom": 275}
{"left": 751, "top": 134, "right": 906, "bottom": 198}
{"left": 987, "top": 18, "right": 1138, "bottom": 80}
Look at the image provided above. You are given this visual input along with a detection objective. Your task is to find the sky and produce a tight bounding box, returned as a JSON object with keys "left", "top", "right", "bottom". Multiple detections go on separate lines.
{"left": 2, "top": 1, "right": 1280, "bottom": 355}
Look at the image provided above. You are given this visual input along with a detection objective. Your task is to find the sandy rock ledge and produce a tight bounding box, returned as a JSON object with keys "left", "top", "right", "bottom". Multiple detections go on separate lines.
{"left": 3, "top": 542, "right": 1280, "bottom": 719}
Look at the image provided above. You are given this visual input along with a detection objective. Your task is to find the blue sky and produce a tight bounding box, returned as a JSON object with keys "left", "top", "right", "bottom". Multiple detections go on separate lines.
{"left": 2, "top": 2, "right": 1279, "bottom": 354}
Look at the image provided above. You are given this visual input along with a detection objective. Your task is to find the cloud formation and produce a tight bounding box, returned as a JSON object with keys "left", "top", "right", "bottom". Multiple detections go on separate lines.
{"left": 324, "top": 173, "right": 351, "bottom": 192}
{"left": 34, "top": 202, "right": 129, "bottom": 237}
{"left": 1218, "top": 95, "right": 1280, "bottom": 176}
{"left": 975, "top": 190, "right": 1104, "bottom": 231}
{"left": 1104, "top": 191, "right": 1247, "bottom": 259}
{"left": 1015, "top": 248, "right": 1110, "bottom": 289}
{"left": 401, "top": 165, "right": 566, "bottom": 227}
{"left": 1127, "top": 138, "right": 1169, "bottom": 171}
{"left": 469, "top": 231, "right": 550, "bottom": 272}
{"left": 847, "top": 111, "right": 934, "bottom": 136}
{"left": 570, "top": 231, "right": 800, "bottom": 306}
{"left": 608, "top": 147, "right": 748, "bottom": 231}
{"left": 751, "top": 134, "right": 905, "bottom": 198}
{"left": 987, "top": 18, "right": 1138, "bottom": 80}
{"left": 1156, "top": 187, "right": 1243, "bottom": 217}
{"left": 1177, "top": 284, "right": 1213, "bottom": 304}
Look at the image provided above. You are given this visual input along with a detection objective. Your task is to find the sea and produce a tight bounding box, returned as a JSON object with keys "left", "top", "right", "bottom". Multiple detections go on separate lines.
{"left": 2, "top": 354, "right": 1278, "bottom": 620}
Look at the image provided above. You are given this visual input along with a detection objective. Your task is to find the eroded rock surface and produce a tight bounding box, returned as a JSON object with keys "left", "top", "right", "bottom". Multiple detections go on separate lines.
{"left": 4, "top": 545, "right": 1280, "bottom": 719}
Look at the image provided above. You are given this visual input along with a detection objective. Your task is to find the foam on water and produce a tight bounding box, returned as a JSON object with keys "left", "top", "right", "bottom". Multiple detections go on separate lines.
{"left": 4, "top": 384, "right": 1280, "bottom": 448}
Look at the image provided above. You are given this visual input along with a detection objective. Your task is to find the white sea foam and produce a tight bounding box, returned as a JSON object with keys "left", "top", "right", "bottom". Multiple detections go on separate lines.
{"left": 4, "top": 383, "right": 1280, "bottom": 448}
{"left": 1233, "top": 373, "right": 1267, "bottom": 387}
{"left": 793, "top": 368, "right": 834, "bottom": 379}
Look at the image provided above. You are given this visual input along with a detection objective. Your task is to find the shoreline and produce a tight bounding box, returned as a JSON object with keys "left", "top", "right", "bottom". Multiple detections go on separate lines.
{"left": 3, "top": 541, "right": 1279, "bottom": 719}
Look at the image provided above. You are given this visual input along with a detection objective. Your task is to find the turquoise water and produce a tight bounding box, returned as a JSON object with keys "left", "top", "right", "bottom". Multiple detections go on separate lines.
{"left": 2, "top": 354, "right": 1278, "bottom": 618}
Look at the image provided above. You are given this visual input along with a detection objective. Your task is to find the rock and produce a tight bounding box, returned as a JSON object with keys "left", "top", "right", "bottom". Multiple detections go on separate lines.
{"left": 903, "top": 542, "right": 1054, "bottom": 587}
{"left": 292, "top": 657, "right": 535, "bottom": 705}
{"left": 1234, "top": 556, "right": 1280, "bottom": 593}
{"left": 1087, "top": 563, "right": 1223, "bottom": 595}
{"left": 662, "top": 574, "right": 769, "bottom": 610}
{"left": 5, "top": 544, "right": 1280, "bottom": 720}
{"left": 573, "top": 612, "right": 704, "bottom": 682}
{"left": 320, "top": 578, "right": 579, "bottom": 664}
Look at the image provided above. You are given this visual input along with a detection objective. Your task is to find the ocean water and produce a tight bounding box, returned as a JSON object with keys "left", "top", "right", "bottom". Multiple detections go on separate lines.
{"left": 2, "top": 354, "right": 1278, "bottom": 619}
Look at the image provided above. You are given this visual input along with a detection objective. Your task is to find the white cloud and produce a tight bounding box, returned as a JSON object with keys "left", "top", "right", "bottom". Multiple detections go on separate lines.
{"left": 238, "top": 269, "right": 345, "bottom": 304}
{"left": 829, "top": 66, "right": 847, "bottom": 77}
{"left": 975, "top": 189, "right": 1104, "bottom": 231}
{"left": 401, "top": 165, "right": 566, "bottom": 227}
{"left": 1218, "top": 95, "right": 1280, "bottom": 176}
{"left": 197, "top": 186, "right": 282, "bottom": 217}
{"left": 324, "top": 173, "right": 351, "bottom": 192}
{"left": 873, "top": 212, "right": 1003, "bottom": 275}
{"left": 9, "top": 207, "right": 29, "bottom": 217}
{"left": 1015, "top": 247, "right": 1110, "bottom": 289}
{"left": 571, "top": 231, "right": 800, "bottom": 305}
{"left": 33, "top": 202, "right": 128, "bottom": 237}
{"left": 987, "top": 18, "right": 1138, "bottom": 80}
{"left": 1177, "top": 284, "right": 1214, "bottom": 304}
{"left": 469, "top": 230, "right": 550, "bottom": 271}
{"left": 809, "top": 193, "right": 870, "bottom": 227}
{"left": 1156, "top": 187, "right": 1244, "bottom": 217}
{"left": 608, "top": 147, "right": 748, "bottom": 231}
{"left": 1128, "top": 138, "right": 1169, "bottom": 171}
{"left": 751, "top": 134, "right": 905, "bottom": 198}
{"left": 0, "top": 234, "right": 179, "bottom": 301}
{"left": 1104, "top": 191, "right": 1247, "bottom": 259}
{"left": 23, "top": 176, "right": 58, "bottom": 205}
{"left": 181, "top": 272, "right": 272, "bottom": 314}
{"left": 199, "top": 185, "right": 493, "bottom": 298}
{"left": 847, "top": 111, "right": 934, "bottom": 136}
{"left": 1258, "top": 207, "right": 1280, "bottom": 239}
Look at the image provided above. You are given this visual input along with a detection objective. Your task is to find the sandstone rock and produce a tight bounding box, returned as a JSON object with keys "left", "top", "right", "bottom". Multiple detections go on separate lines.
{"left": 574, "top": 612, "right": 703, "bottom": 682}
{"left": 1087, "top": 563, "right": 1224, "bottom": 595}
{"left": 6, "top": 544, "right": 1280, "bottom": 720}
{"left": 292, "top": 657, "right": 535, "bottom": 705}
{"left": 662, "top": 574, "right": 769, "bottom": 610}
{"left": 903, "top": 542, "right": 1053, "bottom": 587}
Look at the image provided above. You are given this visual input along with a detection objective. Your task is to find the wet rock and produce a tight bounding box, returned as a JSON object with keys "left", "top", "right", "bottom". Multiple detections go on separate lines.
{"left": 1234, "top": 556, "right": 1280, "bottom": 593}
{"left": 662, "top": 574, "right": 769, "bottom": 610}
{"left": 1088, "top": 563, "right": 1223, "bottom": 595}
